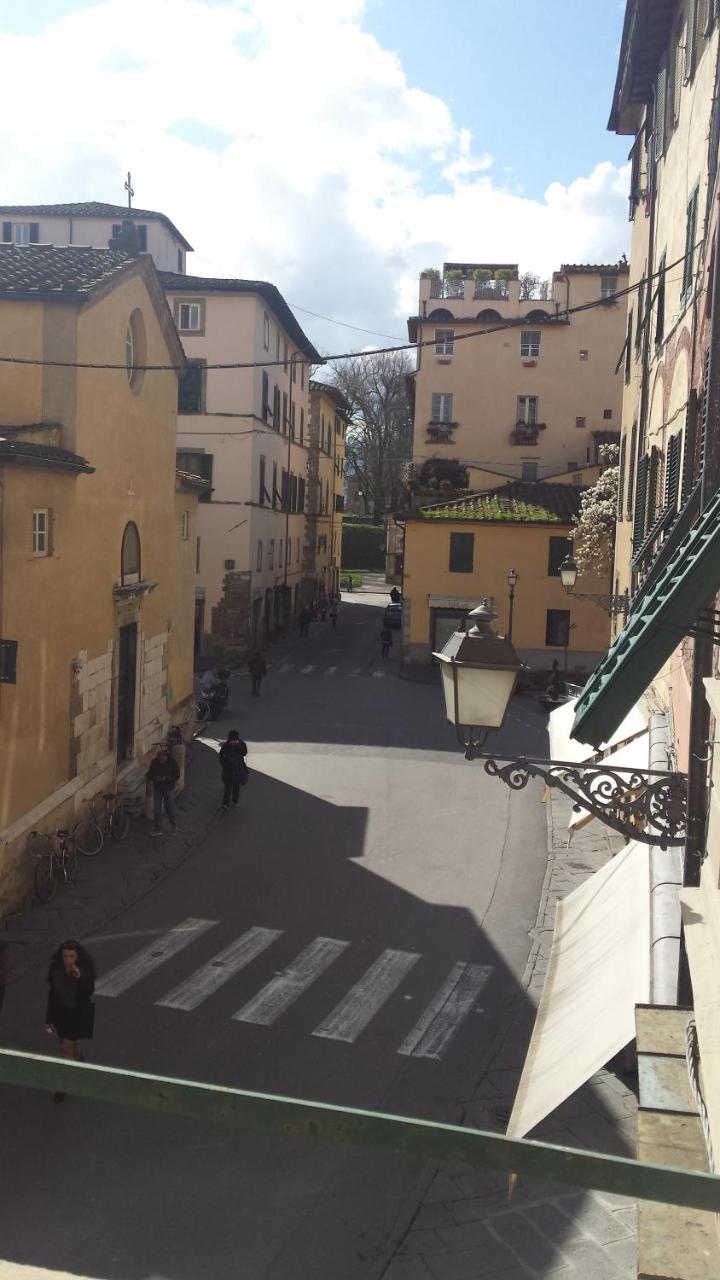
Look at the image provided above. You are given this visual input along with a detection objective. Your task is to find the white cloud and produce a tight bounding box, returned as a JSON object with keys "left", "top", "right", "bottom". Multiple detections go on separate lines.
{"left": 0, "top": 0, "right": 630, "bottom": 352}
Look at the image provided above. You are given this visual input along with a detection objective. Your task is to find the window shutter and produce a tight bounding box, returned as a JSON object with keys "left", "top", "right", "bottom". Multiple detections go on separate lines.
{"left": 655, "top": 61, "right": 667, "bottom": 158}
{"left": 259, "top": 456, "right": 266, "bottom": 505}
{"left": 29, "top": 222, "right": 39, "bottom": 243}
{"left": 618, "top": 435, "right": 627, "bottom": 516}
{"left": 0, "top": 638, "right": 18, "bottom": 685}
{"left": 137, "top": 225, "right": 148, "bottom": 252}
{"left": 633, "top": 453, "right": 649, "bottom": 548}
{"left": 273, "top": 385, "right": 280, "bottom": 430}
{"left": 262, "top": 371, "right": 269, "bottom": 419}
{"left": 2, "top": 223, "right": 11, "bottom": 243}
{"left": 431, "top": 393, "right": 441, "bottom": 421}
{"left": 627, "top": 423, "right": 638, "bottom": 518}
{"left": 646, "top": 446, "right": 661, "bottom": 529}
{"left": 686, "top": 1, "right": 698, "bottom": 79}
{"left": 298, "top": 478, "right": 305, "bottom": 512}
{"left": 681, "top": 389, "right": 699, "bottom": 504}
{"left": 683, "top": 188, "right": 699, "bottom": 296}
{"left": 664, "top": 432, "right": 682, "bottom": 511}
{"left": 281, "top": 469, "right": 289, "bottom": 509}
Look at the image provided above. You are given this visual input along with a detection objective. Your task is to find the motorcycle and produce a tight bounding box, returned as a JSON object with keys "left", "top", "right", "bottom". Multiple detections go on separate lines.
{"left": 195, "top": 668, "right": 230, "bottom": 722}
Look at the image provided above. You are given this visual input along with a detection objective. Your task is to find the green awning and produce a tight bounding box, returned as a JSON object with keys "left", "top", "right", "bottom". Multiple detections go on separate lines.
{"left": 571, "top": 488, "right": 720, "bottom": 748}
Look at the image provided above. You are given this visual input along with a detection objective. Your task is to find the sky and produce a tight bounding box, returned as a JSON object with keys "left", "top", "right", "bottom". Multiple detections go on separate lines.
{"left": 0, "top": 0, "right": 631, "bottom": 355}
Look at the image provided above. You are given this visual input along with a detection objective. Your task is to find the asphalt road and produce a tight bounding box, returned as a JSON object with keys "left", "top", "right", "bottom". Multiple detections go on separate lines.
{"left": 0, "top": 589, "right": 551, "bottom": 1280}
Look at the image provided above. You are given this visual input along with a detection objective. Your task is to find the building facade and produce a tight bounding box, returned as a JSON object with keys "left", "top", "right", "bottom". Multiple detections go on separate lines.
{"left": 161, "top": 273, "right": 321, "bottom": 655}
{"left": 408, "top": 262, "right": 628, "bottom": 482}
{"left": 0, "top": 245, "right": 198, "bottom": 909}
{"left": 305, "top": 381, "right": 348, "bottom": 601}
{"left": 0, "top": 201, "right": 192, "bottom": 273}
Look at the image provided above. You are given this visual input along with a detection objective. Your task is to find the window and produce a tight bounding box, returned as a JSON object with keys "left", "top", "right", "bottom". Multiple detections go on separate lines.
{"left": 256, "top": 541, "right": 263, "bottom": 572}
{"left": 575, "top": 416, "right": 586, "bottom": 428}
{"left": 125, "top": 309, "right": 146, "bottom": 392}
{"left": 2, "top": 221, "right": 39, "bottom": 245}
{"left": 301, "top": 361, "right": 305, "bottom": 390}
{"left": 545, "top": 609, "right": 570, "bottom": 647}
{"left": 627, "top": 423, "right": 638, "bottom": 519}
{"left": 685, "top": 1, "right": 698, "bottom": 81}
{"left": 32, "top": 509, "right": 49, "bottom": 556}
{"left": 268, "top": 539, "right": 275, "bottom": 571}
{"left": 600, "top": 275, "right": 618, "bottom": 300}
{"left": 291, "top": 403, "right": 296, "bottom": 439}
{"left": 263, "top": 312, "right": 270, "bottom": 350}
{"left": 282, "top": 391, "right": 288, "bottom": 434}
{"left": 579, "top": 349, "right": 589, "bottom": 361}
{"left": 291, "top": 355, "right": 297, "bottom": 383}
{"left": 431, "top": 392, "right": 453, "bottom": 423}
{"left": 603, "top": 408, "right": 613, "bottom": 420}
{"left": 300, "top": 407, "right": 305, "bottom": 445}
{"left": 521, "top": 460, "right": 538, "bottom": 481}
{"left": 635, "top": 278, "right": 644, "bottom": 349}
{"left": 281, "top": 469, "right": 289, "bottom": 510}
{"left": 176, "top": 450, "right": 213, "bottom": 501}
{"left": 279, "top": 539, "right": 283, "bottom": 568}
{"left": 273, "top": 384, "right": 280, "bottom": 430}
{"left": 655, "top": 58, "right": 667, "bottom": 158}
{"left": 177, "top": 248, "right": 183, "bottom": 272}
{"left": 517, "top": 395, "right": 538, "bottom": 425}
{"left": 435, "top": 328, "right": 455, "bottom": 356}
{"left": 283, "top": 341, "right": 288, "bottom": 371}
{"left": 548, "top": 536, "right": 571, "bottom": 576}
{"left": 671, "top": 24, "right": 683, "bottom": 124}
{"left": 520, "top": 331, "right": 540, "bottom": 358}
{"left": 178, "top": 360, "right": 205, "bottom": 413}
{"left": 272, "top": 461, "right": 278, "bottom": 509}
{"left": 449, "top": 532, "right": 474, "bottom": 573}
{"left": 625, "top": 311, "right": 633, "bottom": 383}
{"left": 287, "top": 539, "right": 292, "bottom": 566}
{"left": 120, "top": 521, "right": 141, "bottom": 585}
{"left": 702, "top": 0, "right": 714, "bottom": 35}
{"left": 196, "top": 536, "right": 201, "bottom": 573}
{"left": 180, "top": 511, "right": 190, "bottom": 540}
{"left": 298, "top": 477, "right": 305, "bottom": 512}
{"left": 683, "top": 185, "right": 699, "bottom": 298}
{"left": 656, "top": 252, "right": 666, "bottom": 344}
{"left": 176, "top": 301, "right": 203, "bottom": 332}
{"left": 259, "top": 454, "right": 266, "bottom": 506}
{"left": 262, "top": 370, "right": 270, "bottom": 419}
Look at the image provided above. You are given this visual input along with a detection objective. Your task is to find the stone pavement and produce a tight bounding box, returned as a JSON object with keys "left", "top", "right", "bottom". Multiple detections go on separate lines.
{"left": 379, "top": 790, "right": 639, "bottom": 1280}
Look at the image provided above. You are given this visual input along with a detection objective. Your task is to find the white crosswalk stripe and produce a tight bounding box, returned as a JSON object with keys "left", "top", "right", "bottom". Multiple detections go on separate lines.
{"left": 232, "top": 936, "right": 349, "bottom": 1026}
{"left": 398, "top": 962, "right": 493, "bottom": 1060}
{"left": 95, "top": 917, "right": 217, "bottom": 997}
{"left": 279, "top": 663, "right": 294, "bottom": 674}
{"left": 157, "top": 926, "right": 283, "bottom": 1011}
{"left": 325, "top": 666, "right": 338, "bottom": 676}
{"left": 300, "top": 664, "right": 315, "bottom": 674}
{"left": 313, "top": 948, "right": 420, "bottom": 1043}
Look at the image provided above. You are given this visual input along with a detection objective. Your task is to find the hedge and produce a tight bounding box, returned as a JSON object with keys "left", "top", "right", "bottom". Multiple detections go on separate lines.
{"left": 341, "top": 522, "right": 386, "bottom": 570}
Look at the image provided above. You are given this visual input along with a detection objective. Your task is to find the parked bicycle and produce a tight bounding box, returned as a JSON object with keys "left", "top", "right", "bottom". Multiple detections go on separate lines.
{"left": 29, "top": 829, "right": 78, "bottom": 904}
{"left": 75, "top": 792, "right": 131, "bottom": 856}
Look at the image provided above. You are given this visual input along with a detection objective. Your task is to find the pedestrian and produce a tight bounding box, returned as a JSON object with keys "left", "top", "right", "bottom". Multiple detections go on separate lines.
{"left": 299, "top": 605, "right": 311, "bottom": 638}
{"left": 219, "top": 729, "right": 249, "bottom": 810}
{"left": 146, "top": 744, "right": 180, "bottom": 836}
{"left": 45, "top": 939, "right": 96, "bottom": 1102}
{"left": 380, "top": 624, "right": 393, "bottom": 659}
{"left": 329, "top": 601, "right": 339, "bottom": 629}
{"left": 319, "top": 596, "right": 327, "bottom": 622}
{"left": 389, "top": 586, "right": 402, "bottom": 604}
{"left": 545, "top": 658, "right": 563, "bottom": 702}
{"left": 345, "top": 574, "right": 353, "bottom": 593}
{"left": 247, "top": 649, "right": 267, "bottom": 697}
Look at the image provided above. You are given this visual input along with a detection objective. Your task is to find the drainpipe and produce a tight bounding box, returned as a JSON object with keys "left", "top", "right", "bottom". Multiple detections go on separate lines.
{"left": 638, "top": 109, "right": 658, "bottom": 458}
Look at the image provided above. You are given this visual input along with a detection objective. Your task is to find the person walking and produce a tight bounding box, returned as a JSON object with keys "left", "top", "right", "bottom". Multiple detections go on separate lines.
{"left": 147, "top": 745, "right": 180, "bottom": 836}
{"left": 45, "top": 939, "right": 96, "bottom": 1102}
{"left": 319, "top": 595, "right": 327, "bottom": 623}
{"left": 219, "top": 730, "right": 248, "bottom": 810}
{"left": 247, "top": 649, "right": 267, "bottom": 697}
{"left": 299, "top": 605, "right": 311, "bottom": 638}
{"left": 345, "top": 574, "right": 353, "bottom": 593}
{"left": 329, "top": 600, "right": 339, "bottom": 629}
{"left": 380, "top": 624, "right": 393, "bottom": 660}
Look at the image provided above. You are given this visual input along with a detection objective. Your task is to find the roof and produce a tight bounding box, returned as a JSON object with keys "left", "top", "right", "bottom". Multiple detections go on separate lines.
{"left": 309, "top": 379, "right": 350, "bottom": 414}
{"left": 608, "top": 0, "right": 676, "bottom": 135}
{"left": 0, "top": 438, "right": 94, "bottom": 473}
{"left": 0, "top": 202, "right": 193, "bottom": 251}
{"left": 412, "top": 481, "right": 584, "bottom": 525}
{"left": 176, "top": 469, "right": 212, "bottom": 493}
{"left": 0, "top": 243, "right": 138, "bottom": 301}
{"left": 159, "top": 271, "right": 322, "bottom": 362}
{"left": 559, "top": 263, "right": 630, "bottom": 274}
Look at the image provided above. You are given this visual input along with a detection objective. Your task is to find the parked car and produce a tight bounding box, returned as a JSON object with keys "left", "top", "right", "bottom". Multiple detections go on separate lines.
{"left": 384, "top": 602, "right": 403, "bottom": 629}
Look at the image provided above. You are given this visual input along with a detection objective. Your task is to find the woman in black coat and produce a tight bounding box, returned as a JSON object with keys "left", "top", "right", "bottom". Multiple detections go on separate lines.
{"left": 45, "top": 939, "right": 96, "bottom": 1102}
{"left": 219, "top": 729, "right": 248, "bottom": 809}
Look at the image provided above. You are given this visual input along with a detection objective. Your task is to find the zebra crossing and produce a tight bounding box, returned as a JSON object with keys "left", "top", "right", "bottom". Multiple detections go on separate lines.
{"left": 275, "top": 661, "right": 386, "bottom": 678}
{"left": 95, "top": 917, "right": 493, "bottom": 1061}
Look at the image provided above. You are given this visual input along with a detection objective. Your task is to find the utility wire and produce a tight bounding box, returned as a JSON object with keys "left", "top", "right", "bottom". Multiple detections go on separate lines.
{"left": 0, "top": 246, "right": 700, "bottom": 374}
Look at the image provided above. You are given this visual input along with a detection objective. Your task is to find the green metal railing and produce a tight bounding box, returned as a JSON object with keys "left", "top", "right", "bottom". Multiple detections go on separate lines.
{"left": 1, "top": 1049, "right": 719, "bottom": 1212}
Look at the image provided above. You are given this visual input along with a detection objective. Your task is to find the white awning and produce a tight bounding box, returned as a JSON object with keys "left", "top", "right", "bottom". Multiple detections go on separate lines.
{"left": 548, "top": 697, "right": 648, "bottom": 765}
{"left": 568, "top": 731, "right": 650, "bottom": 834}
{"left": 507, "top": 840, "right": 650, "bottom": 1139}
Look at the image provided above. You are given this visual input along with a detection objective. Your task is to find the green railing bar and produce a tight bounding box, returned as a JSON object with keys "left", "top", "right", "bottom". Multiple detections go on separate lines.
{"left": 2, "top": 1049, "right": 718, "bottom": 1213}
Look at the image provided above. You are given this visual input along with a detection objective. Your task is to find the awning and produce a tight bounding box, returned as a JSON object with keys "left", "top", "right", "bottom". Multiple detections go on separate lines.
{"left": 568, "top": 731, "right": 650, "bottom": 834}
{"left": 571, "top": 487, "right": 720, "bottom": 748}
{"left": 548, "top": 696, "right": 648, "bottom": 764}
{"left": 507, "top": 840, "right": 650, "bottom": 1139}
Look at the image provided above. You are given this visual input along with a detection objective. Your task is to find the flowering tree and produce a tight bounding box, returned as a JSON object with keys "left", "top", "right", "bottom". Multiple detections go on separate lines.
{"left": 572, "top": 444, "right": 619, "bottom": 573}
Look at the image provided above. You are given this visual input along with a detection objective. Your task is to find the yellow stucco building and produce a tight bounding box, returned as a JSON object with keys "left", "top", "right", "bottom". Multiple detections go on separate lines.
{"left": 398, "top": 481, "right": 611, "bottom": 672}
{"left": 305, "top": 381, "right": 348, "bottom": 599}
{"left": 0, "top": 242, "right": 199, "bottom": 908}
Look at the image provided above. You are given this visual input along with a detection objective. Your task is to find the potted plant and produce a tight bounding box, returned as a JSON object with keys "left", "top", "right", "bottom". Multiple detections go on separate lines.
{"left": 473, "top": 268, "right": 491, "bottom": 282}
{"left": 420, "top": 267, "right": 440, "bottom": 280}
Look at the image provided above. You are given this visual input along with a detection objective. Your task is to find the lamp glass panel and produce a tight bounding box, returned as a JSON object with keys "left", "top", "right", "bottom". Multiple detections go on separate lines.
{"left": 455, "top": 665, "right": 516, "bottom": 729}
{"left": 439, "top": 663, "right": 458, "bottom": 725}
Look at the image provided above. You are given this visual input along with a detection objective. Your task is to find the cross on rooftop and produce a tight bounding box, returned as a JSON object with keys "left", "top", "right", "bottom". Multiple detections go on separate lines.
{"left": 124, "top": 172, "right": 134, "bottom": 210}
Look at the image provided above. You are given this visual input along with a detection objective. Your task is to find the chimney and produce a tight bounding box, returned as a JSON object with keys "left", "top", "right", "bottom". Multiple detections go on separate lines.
{"left": 108, "top": 219, "right": 141, "bottom": 255}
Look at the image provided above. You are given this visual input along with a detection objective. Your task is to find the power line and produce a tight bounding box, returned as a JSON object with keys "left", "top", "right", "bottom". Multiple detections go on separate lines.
{"left": 286, "top": 302, "right": 406, "bottom": 343}
{"left": 0, "top": 246, "right": 699, "bottom": 373}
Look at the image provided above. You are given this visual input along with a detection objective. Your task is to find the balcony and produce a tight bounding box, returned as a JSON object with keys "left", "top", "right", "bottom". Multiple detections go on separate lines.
{"left": 510, "top": 422, "right": 546, "bottom": 446}
{"left": 474, "top": 282, "right": 509, "bottom": 301}
{"left": 426, "top": 421, "right": 457, "bottom": 444}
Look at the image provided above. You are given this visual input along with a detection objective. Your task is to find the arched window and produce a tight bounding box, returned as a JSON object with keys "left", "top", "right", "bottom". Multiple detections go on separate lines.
{"left": 477, "top": 309, "right": 502, "bottom": 323}
{"left": 125, "top": 309, "right": 146, "bottom": 392}
{"left": 428, "top": 308, "right": 453, "bottom": 321}
{"left": 525, "top": 309, "right": 550, "bottom": 323}
{"left": 121, "top": 521, "right": 141, "bottom": 585}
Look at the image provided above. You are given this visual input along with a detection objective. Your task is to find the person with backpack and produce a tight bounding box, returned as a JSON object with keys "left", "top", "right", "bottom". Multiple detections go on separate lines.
{"left": 219, "top": 730, "right": 248, "bottom": 810}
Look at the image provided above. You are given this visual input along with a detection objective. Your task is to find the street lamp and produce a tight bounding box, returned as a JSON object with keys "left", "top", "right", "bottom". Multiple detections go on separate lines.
{"left": 507, "top": 569, "right": 518, "bottom": 641}
{"left": 433, "top": 600, "right": 687, "bottom": 847}
{"left": 559, "top": 553, "right": 629, "bottom": 617}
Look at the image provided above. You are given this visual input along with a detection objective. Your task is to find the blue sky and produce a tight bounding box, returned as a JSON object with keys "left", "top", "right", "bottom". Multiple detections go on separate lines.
{"left": 0, "top": 0, "right": 631, "bottom": 352}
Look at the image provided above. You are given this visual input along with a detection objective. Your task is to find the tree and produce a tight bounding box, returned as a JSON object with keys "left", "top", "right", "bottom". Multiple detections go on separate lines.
{"left": 571, "top": 445, "right": 620, "bottom": 574}
{"left": 518, "top": 270, "right": 549, "bottom": 301}
{"left": 332, "top": 350, "right": 414, "bottom": 517}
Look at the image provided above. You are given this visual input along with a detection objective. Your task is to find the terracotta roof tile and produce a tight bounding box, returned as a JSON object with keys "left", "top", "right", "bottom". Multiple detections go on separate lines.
{"left": 0, "top": 243, "right": 136, "bottom": 299}
{"left": 0, "top": 438, "right": 94, "bottom": 472}
{"left": 418, "top": 480, "right": 583, "bottom": 524}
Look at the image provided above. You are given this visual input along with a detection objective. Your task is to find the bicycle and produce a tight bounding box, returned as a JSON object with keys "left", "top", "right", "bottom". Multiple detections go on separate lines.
{"left": 75, "top": 792, "right": 131, "bottom": 856}
{"left": 30, "top": 829, "right": 78, "bottom": 904}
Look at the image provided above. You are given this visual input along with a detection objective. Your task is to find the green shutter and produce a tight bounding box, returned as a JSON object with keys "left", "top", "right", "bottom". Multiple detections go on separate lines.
{"left": 664, "top": 432, "right": 682, "bottom": 511}
{"left": 681, "top": 389, "right": 699, "bottom": 504}
{"left": 2, "top": 223, "right": 11, "bottom": 243}
{"left": 618, "top": 435, "right": 627, "bottom": 517}
{"left": 633, "top": 454, "right": 649, "bottom": 549}
{"left": 655, "top": 61, "right": 667, "bottom": 158}
{"left": 29, "top": 223, "right": 39, "bottom": 243}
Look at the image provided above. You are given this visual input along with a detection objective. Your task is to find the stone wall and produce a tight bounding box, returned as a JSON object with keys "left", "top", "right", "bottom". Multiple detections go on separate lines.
{"left": 209, "top": 569, "right": 252, "bottom": 659}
